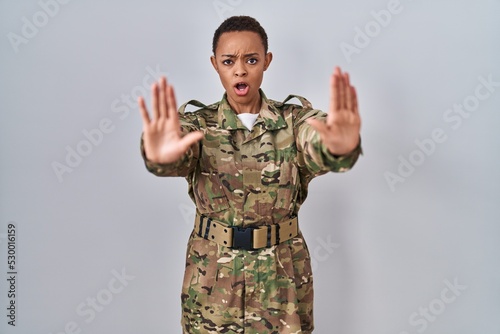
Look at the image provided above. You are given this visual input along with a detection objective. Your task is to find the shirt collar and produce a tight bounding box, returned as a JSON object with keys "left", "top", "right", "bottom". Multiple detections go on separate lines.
{"left": 217, "top": 89, "right": 287, "bottom": 131}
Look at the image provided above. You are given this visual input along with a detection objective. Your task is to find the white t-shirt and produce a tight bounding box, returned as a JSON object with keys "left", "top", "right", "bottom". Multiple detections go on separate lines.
{"left": 237, "top": 113, "right": 259, "bottom": 130}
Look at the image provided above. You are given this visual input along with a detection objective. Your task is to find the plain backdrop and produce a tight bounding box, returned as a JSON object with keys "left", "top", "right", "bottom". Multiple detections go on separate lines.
{"left": 1, "top": 1, "right": 499, "bottom": 333}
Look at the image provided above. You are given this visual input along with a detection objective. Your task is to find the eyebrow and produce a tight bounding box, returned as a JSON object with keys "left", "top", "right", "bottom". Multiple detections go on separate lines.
{"left": 221, "top": 53, "right": 260, "bottom": 58}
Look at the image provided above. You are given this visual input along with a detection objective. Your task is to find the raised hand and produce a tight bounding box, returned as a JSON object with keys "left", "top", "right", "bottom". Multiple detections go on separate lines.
{"left": 138, "top": 77, "right": 204, "bottom": 164}
{"left": 307, "top": 67, "right": 361, "bottom": 155}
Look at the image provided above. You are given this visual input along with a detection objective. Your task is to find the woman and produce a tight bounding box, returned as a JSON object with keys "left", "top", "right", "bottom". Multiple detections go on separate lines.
{"left": 139, "top": 16, "right": 362, "bottom": 334}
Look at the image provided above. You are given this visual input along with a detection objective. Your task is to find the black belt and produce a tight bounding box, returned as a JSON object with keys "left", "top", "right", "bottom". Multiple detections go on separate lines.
{"left": 194, "top": 212, "right": 299, "bottom": 250}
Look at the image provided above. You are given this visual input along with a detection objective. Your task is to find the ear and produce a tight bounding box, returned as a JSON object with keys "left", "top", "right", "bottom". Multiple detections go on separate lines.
{"left": 210, "top": 55, "right": 219, "bottom": 73}
{"left": 264, "top": 52, "right": 273, "bottom": 71}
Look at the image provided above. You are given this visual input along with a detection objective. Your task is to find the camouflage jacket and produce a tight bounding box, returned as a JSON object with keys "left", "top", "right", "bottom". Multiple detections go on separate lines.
{"left": 141, "top": 90, "right": 361, "bottom": 333}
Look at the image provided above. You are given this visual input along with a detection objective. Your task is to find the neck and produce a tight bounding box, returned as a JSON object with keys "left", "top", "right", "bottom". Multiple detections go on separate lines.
{"left": 227, "top": 92, "right": 262, "bottom": 114}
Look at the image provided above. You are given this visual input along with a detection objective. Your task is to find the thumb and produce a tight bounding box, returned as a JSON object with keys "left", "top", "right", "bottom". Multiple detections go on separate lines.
{"left": 179, "top": 131, "right": 204, "bottom": 151}
{"left": 306, "top": 118, "right": 328, "bottom": 135}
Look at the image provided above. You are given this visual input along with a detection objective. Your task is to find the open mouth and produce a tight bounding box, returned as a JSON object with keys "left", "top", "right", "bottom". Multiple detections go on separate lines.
{"left": 234, "top": 82, "right": 249, "bottom": 96}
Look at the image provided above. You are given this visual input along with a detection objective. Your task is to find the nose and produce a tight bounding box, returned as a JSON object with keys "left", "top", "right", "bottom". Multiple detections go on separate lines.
{"left": 234, "top": 60, "right": 247, "bottom": 77}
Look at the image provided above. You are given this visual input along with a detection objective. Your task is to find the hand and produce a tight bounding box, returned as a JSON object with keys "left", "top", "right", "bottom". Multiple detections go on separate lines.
{"left": 307, "top": 67, "right": 361, "bottom": 155}
{"left": 138, "top": 77, "right": 204, "bottom": 164}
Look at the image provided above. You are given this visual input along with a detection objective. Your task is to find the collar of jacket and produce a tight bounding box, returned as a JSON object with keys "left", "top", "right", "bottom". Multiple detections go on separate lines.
{"left": 217, "top": 89, "right": 287, "bottom": 133}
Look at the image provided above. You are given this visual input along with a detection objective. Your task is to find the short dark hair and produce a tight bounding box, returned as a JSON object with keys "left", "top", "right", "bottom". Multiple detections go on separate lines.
{"left": 212, "top": 16, "right": 268, "bottom": 55}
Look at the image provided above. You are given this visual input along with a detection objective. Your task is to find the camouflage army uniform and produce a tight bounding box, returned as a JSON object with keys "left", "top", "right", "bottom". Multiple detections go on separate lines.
{"left": 141, "top": 90, "right": 361, "bottom": 333}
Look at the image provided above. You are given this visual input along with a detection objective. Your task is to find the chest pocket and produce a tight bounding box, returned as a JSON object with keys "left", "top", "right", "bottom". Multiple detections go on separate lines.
{"left": 193, "top": 129, "right": 233, "bottom": 214}
{"left": 192, "top": 170, "right": 230, "bottom": 213}
{"left": 255, "top": 117, "right": 299, "bottom": 212}
{"left": 179, "top": 99, "right": 232, "bottom": 214}
{"left": 260, "top": 159, "right": 299, "bottom": 211}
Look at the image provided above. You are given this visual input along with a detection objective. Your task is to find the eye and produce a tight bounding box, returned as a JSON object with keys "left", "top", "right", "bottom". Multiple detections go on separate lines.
{"left": 247, "top": 58, "right": 258, "bottom": 65}
{"left": 222, "top": 59, "right": 233, "bottom": 65}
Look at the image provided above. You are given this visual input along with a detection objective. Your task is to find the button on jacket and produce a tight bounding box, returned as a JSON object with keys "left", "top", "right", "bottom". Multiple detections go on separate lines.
{"left": 141, "top": 90, "right": 361, "bottom": 334}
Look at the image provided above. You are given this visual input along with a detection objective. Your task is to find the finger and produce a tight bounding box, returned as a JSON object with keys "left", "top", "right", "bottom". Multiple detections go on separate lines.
{"left": 345, "top": 72, "right": 353, "bottom": 111}
{"left": 151, "top": 83, "right": 159, "bottom": 121}
{"left": 334, "top": 67, "right": 342, "bottom": 111}
{"left": 165, "top": 85, "right": 182, "bottom": 134}
{"left": 351, "top": 86, "right": 359, "bottom": 115}
{"left": 328, "top": 72, "right": 339, "bottom": 126}
{"left": 337, "top": 67, "right": 347, "bottom": 110}
{"left": 159, "top": 77, "right": 168, "bottom": 118}
{"left": 166, "top": 84, "right": 178, "bottom": 120}
{"left": 330, "top": 71, "right": 341, "bottom": 117}
{"left": 138, "top": 96, "right": 151, "bottom": 127}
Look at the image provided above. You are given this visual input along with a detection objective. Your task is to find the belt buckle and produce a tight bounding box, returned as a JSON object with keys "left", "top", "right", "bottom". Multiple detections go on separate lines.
{"left": 231, "top": 226, "right": 255, "bottom": 250}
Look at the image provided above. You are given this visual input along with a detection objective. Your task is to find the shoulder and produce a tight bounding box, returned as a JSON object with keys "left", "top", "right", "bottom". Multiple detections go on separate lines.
{"left": 178, "top": 100, "right": 220, "bottom": 127}
{"left": 179, "top": 99, "right": 218, "bottom": 115}
{"left": 270, "top": 95, "right": 314, "bottom": 113}
{"left": 270, "top": 95, "right": 326, "bottom": 124}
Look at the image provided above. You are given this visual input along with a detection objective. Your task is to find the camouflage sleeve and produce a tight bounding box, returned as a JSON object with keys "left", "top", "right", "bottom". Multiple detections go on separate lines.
{"left": 294, "top": 107, "right": 362, "bottom": 177}
{"left": 140, "top": 112, "right": 200, "bottom": 177}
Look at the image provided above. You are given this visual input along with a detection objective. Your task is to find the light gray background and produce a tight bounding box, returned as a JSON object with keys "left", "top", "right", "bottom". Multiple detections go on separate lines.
{"left": 1, "top": 1, "right": 499, "bottom": 333}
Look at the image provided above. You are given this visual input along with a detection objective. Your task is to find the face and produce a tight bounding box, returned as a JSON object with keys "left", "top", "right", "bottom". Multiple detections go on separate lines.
{"left": 211, "top": 31, "right": 272, "bottom": 109}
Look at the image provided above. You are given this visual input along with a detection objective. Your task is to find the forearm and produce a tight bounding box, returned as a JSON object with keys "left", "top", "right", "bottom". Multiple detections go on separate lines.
{"left": 296, "top": 110, "right": 362, "bottom": 175}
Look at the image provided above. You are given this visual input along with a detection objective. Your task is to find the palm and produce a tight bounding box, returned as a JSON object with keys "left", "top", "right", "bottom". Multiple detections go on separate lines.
{"left": 307, "top": 67, "right": 361, "bottom": 155}
{"left": 138, "top": 77, "right": 203, "bottom": 164}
